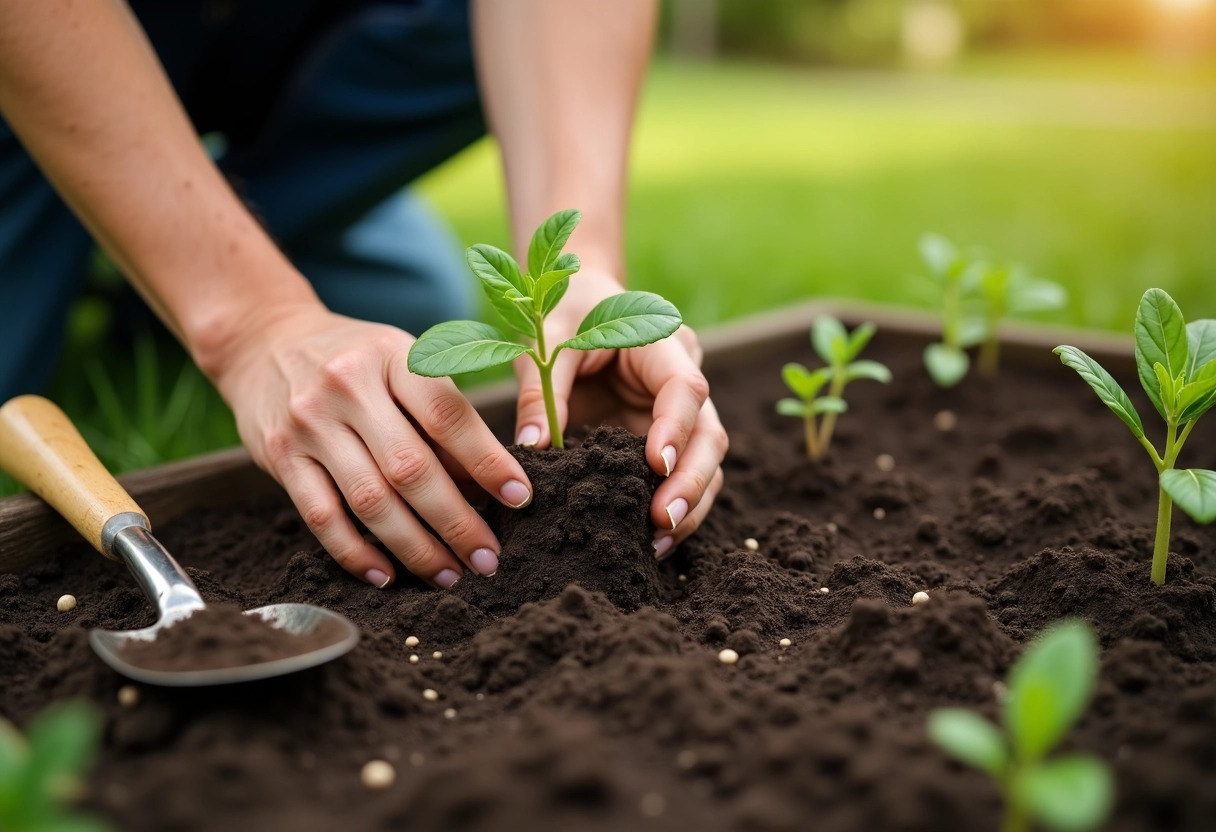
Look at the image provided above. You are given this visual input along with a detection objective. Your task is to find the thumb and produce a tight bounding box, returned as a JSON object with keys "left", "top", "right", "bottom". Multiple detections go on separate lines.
{"left": 513, "top": 351, "right": 579, "bottom": 448}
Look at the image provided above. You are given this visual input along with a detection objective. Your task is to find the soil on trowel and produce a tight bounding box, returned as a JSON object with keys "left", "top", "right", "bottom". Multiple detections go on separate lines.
{"left": 117, "top": 604, "right": 350, "bottom": 672}
{"left": 2, "top": 333, "right": 1215, "bottom": 832}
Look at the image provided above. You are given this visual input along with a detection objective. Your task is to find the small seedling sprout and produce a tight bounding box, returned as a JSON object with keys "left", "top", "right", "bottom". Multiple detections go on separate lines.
{"left": 1054, "top": 288, "right": 1216, "bottom": 585}
{"left": 928, "top": 619, "right": 1112, "bottom": 832}
{"left": 0, "top": 701, "right": 110, "bottom": 832}
{"left": 920, "top": 234, "right": 1067, "bottom": 387}
{"left": 407, "top": 209, "right": 682, "bottom": 449}
{"left": 776, "top": 315, "right": 892, "bottom": 460}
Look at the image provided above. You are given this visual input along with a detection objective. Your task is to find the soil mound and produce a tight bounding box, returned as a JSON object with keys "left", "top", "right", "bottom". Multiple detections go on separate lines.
{"left": 456, "top": 427, "right": 662, "bottom": 616}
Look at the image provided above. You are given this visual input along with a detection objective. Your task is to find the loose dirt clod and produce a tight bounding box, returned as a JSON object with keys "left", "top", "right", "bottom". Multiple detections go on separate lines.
{"left": 744, "top": 538, "right": 759, "bottom": 551}
{"left": 360, "top": 760, "right": 395, "bottom": 790}
{"left": 912, "top": 591, "right": 930, "bottom": 605}
{"left": 116, "top": 685, "right": 139, "bottom": 708}
{"left": 717, "top": 649, "right": 739, "bottom": 665}
{"left": 56, "top": 594, "right": 76, "bottom": 612}
{"left": 640, "top": 792, "right": 667, "bottom": 818}
{"left": 934, "top": 409, "right": 958, "bottom": 431}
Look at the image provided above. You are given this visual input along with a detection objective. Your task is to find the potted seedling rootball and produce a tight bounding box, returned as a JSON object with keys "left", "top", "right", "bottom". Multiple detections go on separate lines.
{"left": 408, "top": 210, "right": 682, "bottom": 612}
{"left": 1055, "top": 288, "right": 1216, "bottom": 586}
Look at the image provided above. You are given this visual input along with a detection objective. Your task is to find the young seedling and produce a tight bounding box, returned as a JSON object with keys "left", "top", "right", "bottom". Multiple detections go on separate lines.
{"left": 776, "top": 315, "right": 891, "bottom": 460}
{"left": 0, "top": 702, "right": 110, "bottom": 832}
{"left": 928, "top": 619, "right": 1112, "bottom": 832}
{"left": 919, "top": 234, "right": 1066, "bottom": 386}
{"left": 407, "top": 209, "right": 682, "bottom": 449}
{"left": 1054, "top": 288, "right": 1216, "bottom": 586}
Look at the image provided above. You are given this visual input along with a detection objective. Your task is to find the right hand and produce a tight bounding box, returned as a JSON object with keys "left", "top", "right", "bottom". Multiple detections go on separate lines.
{"left": 208, "top": 305, "right": 533, "bottom": 589}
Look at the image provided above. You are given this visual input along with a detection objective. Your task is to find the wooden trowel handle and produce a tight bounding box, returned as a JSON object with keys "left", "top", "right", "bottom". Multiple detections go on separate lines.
{"left": 0, "top": 395, "right": 147, "bottom": 560}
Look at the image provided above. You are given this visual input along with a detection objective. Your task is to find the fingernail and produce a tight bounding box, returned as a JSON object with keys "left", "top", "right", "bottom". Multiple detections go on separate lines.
{"left": 665, "top": 498, "right": 689, "bottom": 531}
{"left": 653, "top": 536, "right": 674, "bottom": 559}
{"left": 660, "top": 445, "right": 677, "bottom": 477}
{"left": 365, "top": 568, "right": 392, "bottom": 589}
{"left": 516, "top": 424, "right": 541, "bottom": 446}
{"left": 470, "top": 548, "right": 499, "bottom": 577}
{"left": 434, "top": 569, "right": 461, "bottom": 589}
{"left": 501, "top": 479, "right": 532, "bottom": 508}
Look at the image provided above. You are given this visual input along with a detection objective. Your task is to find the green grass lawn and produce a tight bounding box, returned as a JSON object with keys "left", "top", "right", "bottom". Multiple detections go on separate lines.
{"left": 4, "top": 51, "right": 1214, "bottom": 494}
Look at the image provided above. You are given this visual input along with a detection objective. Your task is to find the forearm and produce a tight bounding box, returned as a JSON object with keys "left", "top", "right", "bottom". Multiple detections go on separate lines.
{"left": 472, "top": 0, "right": 657, "bottom": 281}
{"left": 0, "top": 0, "right": 319, "bottom": 379}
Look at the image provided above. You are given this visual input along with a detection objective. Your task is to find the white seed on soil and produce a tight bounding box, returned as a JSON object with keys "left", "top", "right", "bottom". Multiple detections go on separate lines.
{"left": 57, "top": 594, "right": 77, "bottom": 613}
{"left": 717, "top": 648, "right": 739, "bottom": 665}
{"left": 408, "top": 654, "right": 419, "bottom": 664}
{"left": 678, "top": 574, "right": 687, "bottom": 582}
{"left": 640, "top": 792, "right": 667, "bottom": 818}
{"left": 443, "top": 708, "right": 457, "bottom": 720}
{"left": 779, "top": 638, "right": 792, "bottom": 648}
{"left": 432, "top": 651, "right": 443, "bottom": 660}
{"left": 876, "top": 454, "right": 895, "bottom": 472}
{"left": 409, "top": 752, "right": 426, "bottom": 767}
{"left": 361, "top": 760, "right": 396, "bottom": 790}
{"left": 422, "top": 688, "right": 439, "bottom": 701}
{"left": 117, "top": 685, "right": 140, "bottom": 708}
{"left": 934, "top": 409, "right": 958, "bottom": 432}
{"left": 993, "top": 681, "right": 1007, "bottom": 701}
{"left": 819, "top": 587, "right": 830, "bottom": 594}
{"left": 825, "top": 522, "right": 838, "bottom": 534}
{"left": 873, "top": 507, "right": 886, "bottom": 520}
{"left": 675, "top": 749, "right": 698, "bottom": 770}
{"left": 744, "top": 538, "right": 759, "bottom": 551}
{"left": 475, "top": 693, "right": 485, "bottom": 701}
{"left": 912, "top": 591, "right": 930, "bottom": 606}
{"left": 404, "top": 635, "right": 419, "bottom": 648}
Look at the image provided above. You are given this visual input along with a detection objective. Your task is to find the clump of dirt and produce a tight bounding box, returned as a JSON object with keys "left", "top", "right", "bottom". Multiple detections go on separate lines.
{"left": 117, "top": 604, "right": 350, "bottom": 672}
{"left": 455, "top": 427, "right": 662, "bottom": 616}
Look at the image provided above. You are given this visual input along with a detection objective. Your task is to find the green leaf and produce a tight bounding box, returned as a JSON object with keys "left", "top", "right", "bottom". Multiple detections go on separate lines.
{"left": 467, "top": 245, "right": 535, "bottom": 337}
{"left": 34, "top": 818, "right": 114, "bottom": 832}
{"left": 1053, "top": 346, "right": 1144, "bottom": 440}
{"left": 776, "top": 398, "right": 809, "bottom": 418}
{"left": 844, "top": 322, "right": 876, "bottom": 362}
{"left": 920, "top": 233, "right": 959, "bottom": 278}
{"left": 1178, "top": 362, "right": 1216, "bottom": 423}
{"left": 810, "top": 396, "right": 847, "bottom": 415}
{"left": 23, "top": 703, "right": 101, "bottom": 814}
{"left": 781, "top": 363, "right": 831, "bottom": 401}
{"left": 1004, "top": 620, "right": 1098, "bottom": 762}
{"left": 1135, "top": 288, "right": 1189, "bottom": 420}
{"left": 961, "top": 259, "right": 991, "bottom": 295}
{"left": 1186, "top": 319, "right": 1216, "bottom": 380}
{"left": 1008, "top": 276, "right": 1068, "bottom": 314}
{"left": 1016, "top": 755, "right": 1113, "bottom": 832}
{"left": 957, "top": 316, "right": 989, "bottom": 349}
{"left": 927, "top": 709, "right": 1009, "bottom": 779}
{"left": 527, "top": 209, "right": 581, "bottom": 279}
{"left": 812, "top": 316, "right": 848, "bottom": 366}
{"left": 560, "top": 292, "right": 682, "bottom": 352}
{"left": 1160, "top": 469, "right": 1216, "bottom": 524}
{"left": 924, "top": 343, "right": 970, "bottom": 388}
{"left": 539, "top": 253, "right": 580, "bottom": 316}
{"left": 408, "top": 321, "right": 528, "bottom": 377}
{"left": 1153, "top": 363, "right": 1178, "bottom": 417}
{"left": 842, "top": 360, "right": 892, "bottom": 384}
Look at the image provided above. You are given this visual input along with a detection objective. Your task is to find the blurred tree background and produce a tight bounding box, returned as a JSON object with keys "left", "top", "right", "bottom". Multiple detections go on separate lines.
{"left": 2, "top": 0, "right": 1213, "bottom": 491}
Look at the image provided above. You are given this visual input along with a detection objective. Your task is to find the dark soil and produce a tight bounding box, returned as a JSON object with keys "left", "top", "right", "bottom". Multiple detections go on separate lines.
{"left": 3, "top": 333, "right": 1215, "bottom": 832}
{"left": 118, "top": 604, "right": 350, "bottom": 672}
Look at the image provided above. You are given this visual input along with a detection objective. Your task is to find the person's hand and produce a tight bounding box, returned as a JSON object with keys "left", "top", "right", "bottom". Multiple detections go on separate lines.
{"left": 209, "top": 305, "right": 534, "bottom": 589}
{"left": 512, "top": 271, "right": 727, "bottom": 558}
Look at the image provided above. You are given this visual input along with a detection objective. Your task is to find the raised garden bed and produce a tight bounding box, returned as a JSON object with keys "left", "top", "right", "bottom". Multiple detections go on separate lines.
{"left": 2, "top": 302, "right": 1214, "bottom": 832}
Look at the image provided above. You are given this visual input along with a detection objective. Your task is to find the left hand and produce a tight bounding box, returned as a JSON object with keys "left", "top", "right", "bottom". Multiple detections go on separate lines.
{"left": 512, "top": 271, "right": 727, "bottom": 558}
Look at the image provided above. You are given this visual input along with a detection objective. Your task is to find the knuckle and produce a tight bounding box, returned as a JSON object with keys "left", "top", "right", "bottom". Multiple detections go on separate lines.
{"left": 286, "top": 392, "right": 324, "bottom": 429}
{"left": 466, "top": 448, "right": 504, "bottom": 483}
{"left": 301, "top": 498, "right": 340, "bottom": 532}
{"left": 683, "top": 371, "right": 711, "bottom": 402}
{"left": 347, "top": 476, "right": 394, "bottom": 519}
{"left": 440, "top": 511, "right": 482, "bottom": 547}
{"left": 263, "top": 429, "right": 295, "bottom": 463}
{"left": 421, "top": 392, "right": 471, "bottom": 438}
{"left": 382, "top": 444, "right": 432, "bottom": 491}
{"left": 683, "top": 468, "right": 711, "bottom": 499}
{"left": 396, "top": 538, "right": 441, "bottom": 573}
{"left": 515, "top": 386, "right": 546, "bottom": 415}
{"left": 319, "top": 352, "right": 365, "bottom": 393}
